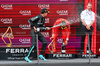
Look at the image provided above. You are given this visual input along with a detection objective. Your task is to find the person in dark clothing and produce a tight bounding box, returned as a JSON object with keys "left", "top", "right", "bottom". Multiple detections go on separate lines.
{"left": 25, "top": 8, "right": 50, "bottom": 63}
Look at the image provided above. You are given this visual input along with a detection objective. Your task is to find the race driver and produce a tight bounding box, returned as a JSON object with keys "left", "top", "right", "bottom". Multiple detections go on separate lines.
{"left": 48, "top": 18, "right": 70, "bottom": 53}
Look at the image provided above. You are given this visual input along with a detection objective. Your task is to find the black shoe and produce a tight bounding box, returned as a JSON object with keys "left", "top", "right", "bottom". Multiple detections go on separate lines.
{"left": 90, "top": 51, "right": 94, "bottom": 54}
{"left": 79, "top": 51, "right": 84, "bottom": 54}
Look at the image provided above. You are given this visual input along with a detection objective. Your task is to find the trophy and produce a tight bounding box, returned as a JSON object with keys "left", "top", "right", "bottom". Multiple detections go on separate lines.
{"left": 2, "top": 26, "right": 14, "bottom": 47}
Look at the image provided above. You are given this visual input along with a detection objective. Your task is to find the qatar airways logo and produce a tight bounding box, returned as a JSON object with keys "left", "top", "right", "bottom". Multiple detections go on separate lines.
{"left": 19, "top": 24, "right": 31, "bottom": 30}
{"left": 19, "top": 38, "right": 31, "bottom": 44}
{"left": 57, "top": 38, "right": 63, "bottom": 43}
{"left": 1, "top": 4, "right": 13, "bottom": 10}
{"left": 38, "top": 4, "right": 50, "bottom": 9}
{"left": 1, "top": 18, "right": 12, "bottom": 24}
{"left": 56, "top": 10, "right": 68, "bottom": 15}
{"left": 45, "top": 18, "right": 49, "bottom": 23}
{"left": 19, "top": 10, "right": 31, "bottom": 15}
{"left": 41, "top": 32, "right": 49, "bottom": 37}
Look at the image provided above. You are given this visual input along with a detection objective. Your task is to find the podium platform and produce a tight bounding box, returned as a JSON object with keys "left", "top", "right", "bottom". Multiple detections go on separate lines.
{"left": 45, "top": 52, "right": 98, "bottom": 59}
{"left": 76, "top": 54, "right": 98, "bottom": 58}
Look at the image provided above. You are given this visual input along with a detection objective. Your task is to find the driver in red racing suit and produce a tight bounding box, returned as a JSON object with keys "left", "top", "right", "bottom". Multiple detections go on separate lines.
{"left": 50, "top": 18, "right": 70, "bottom": 53}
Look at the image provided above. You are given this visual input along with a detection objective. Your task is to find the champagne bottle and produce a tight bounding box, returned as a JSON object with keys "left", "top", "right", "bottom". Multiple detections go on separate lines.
{"left": 61, "top": 40, "right": 66, "bottom": 53}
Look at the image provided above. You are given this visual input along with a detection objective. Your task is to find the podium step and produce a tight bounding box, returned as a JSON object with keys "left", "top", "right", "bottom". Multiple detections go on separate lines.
{"left": 45, "top": 53, "right": 76, "bottom": 59}
{"left": 45, "top": 52, "right": 98, "bottom": 59}
{"left": 76, "top": 54, "right": 98, "bottom": 58}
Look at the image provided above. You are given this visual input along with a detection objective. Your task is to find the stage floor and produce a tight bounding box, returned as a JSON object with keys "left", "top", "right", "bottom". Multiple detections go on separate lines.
{"left": 0, "top": 58, "right": 100, "bottom": 65}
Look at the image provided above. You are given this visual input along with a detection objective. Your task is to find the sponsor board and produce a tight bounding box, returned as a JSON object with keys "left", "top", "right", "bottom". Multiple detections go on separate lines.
{"left": 77, "top": 54, "right": 98, "bottom": 58}
{"left": 45, "top": 53, "right": 76, "bottom": 59}
{"left": 45, "top": 53, "right": 98, "bottom": 59}
{"left": 0, "top": 47, "right": 37, "bottom": 60}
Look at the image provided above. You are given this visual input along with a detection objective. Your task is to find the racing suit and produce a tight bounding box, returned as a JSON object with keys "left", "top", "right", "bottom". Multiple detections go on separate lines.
{"left": 27, "top": 14, "right": 47, "bottom": 57}
{"left": 52, "top": 18, "right": 70, "bottom": 48}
